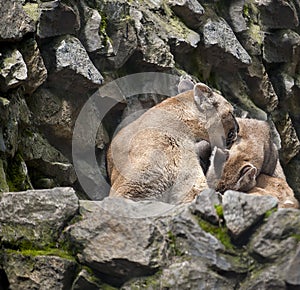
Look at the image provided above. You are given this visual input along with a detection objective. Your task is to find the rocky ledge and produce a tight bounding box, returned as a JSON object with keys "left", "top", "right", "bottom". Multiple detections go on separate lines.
{"left": 0, "top": 187, "right": 299, "bottom": 289}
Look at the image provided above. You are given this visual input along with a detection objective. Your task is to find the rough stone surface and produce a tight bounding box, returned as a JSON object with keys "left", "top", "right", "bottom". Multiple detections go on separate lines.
{"left": 1, "top": 0, "right": 300, "bottom": 288}
{"left": 223, "top": 190, "right": 278, "bottom": 239}
{"left": 0, "top": 0, "right": 35, "bottom": 41}
{"left": 202, "top": 18, "right": 252, "bottom": 67}
{"left": 3, "top": 253, "right": 77, "bottom": 290}
{"left": 37, "top": 0, "right": 80, "bottom": 38}
{"left": 250, "top": 209, "right": 300, "bottom": 261}
{"left": 189, "top": 189, "right": 221, "bottom": 224}
{"left": 0, "top": 187, "right": 79, "bottom": 247}
{"left": 18, "top": 38, "right": 48, "bottom": 94}
{"left": 0, "top": 48, "right": 27, "bottom": 92}
{"left": 44, "top": 35, "right": 103, "bottom": 95}
{"left": 168, "top": 0, "right": 205, "bottom": 29}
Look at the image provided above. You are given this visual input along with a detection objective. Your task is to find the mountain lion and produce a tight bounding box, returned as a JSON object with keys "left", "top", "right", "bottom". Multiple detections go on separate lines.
{"left": 107, "top": 82, "right": 238, "bottom": 204}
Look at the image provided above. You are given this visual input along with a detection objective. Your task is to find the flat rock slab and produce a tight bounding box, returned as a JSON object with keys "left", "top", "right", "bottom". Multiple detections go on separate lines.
{"left": 223, "top": 190, "right": 278, "bottom": 239}
{"left": 0, "top": 187, "right": 79, "bottom": 247}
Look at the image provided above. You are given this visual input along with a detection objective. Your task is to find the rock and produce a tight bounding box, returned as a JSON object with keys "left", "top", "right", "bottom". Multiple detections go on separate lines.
{"left": 86, "top": 0, "right": 137, "bottom": 70}
{"left": 3, "top": 252, "right": 77, "bottom": 290}
{"left": 20, "top": 132, "right": 77, "bottom": 186}
{"left": 72, "top": 269, "right": 104, "bottom": 290}
{"left": 18, "top": 38, "right": 48, "bottom": 94}
{"left": 65, "top": 198, "right": 173, "bottom": 286}
{"left": 0, "top": 127, "right": 6, "bottom": 153}
{"left": 189, "top": 189, "right": 222, "bottom": 224}
{"left": 123, "top": 258, "right": 236, "bottom": 289}
{"left": 0, "top": 0, "right": 35, "bottom": 41}
{"left": 4, "top": 92, "right": 31, "bottom": 156}
{"left": 271, "top": 111, "right": 300, "bottom": 164}
{"left": 250, "top": 209, "right": 300, "bottom": 261}
{"left": 65, "top": 197, "right": 251, "bottom": 286}
{"left": 79, "top": 7, "right": 102, "bottom": 53}
{"left": 43, "top": 35, "right": 103, "bottom": 95}
{"left": 0, "top": 187, "right": 79, "bottom": 248}
{"left": 239, "top": 265, "right": 286, "bottom": 290}
{"left": 258, "top": 0, "right": 299, "bottom": 29}
{"left": 222, "top": 190, "right": 278, "bottom": 240}
{"left": 263, "top": 30, "right": 300, "bottom": 64}
{"left": 244, "top": 59, "right": 279, "bottom": 113}
{"left": 37, "top": 0, "right": 80, "bottom": 38}
{"left": 23, "top": 2, "right": 40, "bottom": 23}
{"left": 168, "top": 0, "right": 205, "bottom": 29}
{"left": 285, "top": 245, "right": 300, "bottom": 286}
{"left": 0, "top": 97, "right": 10, "bottom": 122}
{"left": 0, "top": 48, "right": 27, "bottom": 92}
{"left": 0, "top": 159, "right": 9, "bottom": 193}
{"left": 202, "top": 18, "right": 252, "bottom": 67}
{"left": 228, "top": 0, "right": 248, "bottom": 33}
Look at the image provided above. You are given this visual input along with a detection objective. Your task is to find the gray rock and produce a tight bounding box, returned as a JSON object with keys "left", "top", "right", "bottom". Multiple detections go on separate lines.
{"left": 0, "top": 48, "right": 27, "bottom": 92}
{"left": 240, "top": 265, "right": 286, "bottom": 290}
{"left": 72, "top": 269, "right": 103, "bottom": 290}
{"left": 4, "top": 93, "right": 31, "bottom": 156}
{"left": 45, "top": 35, "right": 103, "bottom": 95}
{"left": 123, "top": 258, "right": 235, "bottom": 289}
{"left": 272, "top": 111, "right": 300, "bottom": 164}
{"left": 222, "top": 190, "right": 278, "bottom": 239}
{"left": 0, "top": 187, "right": 79, "bottom": 247}
{"left": 168, "top": 0, "right": 205, "bottom": 29}
{"left": 65, "top": 198, "right": 173, "bottom": 285}
{"left": 190, "top": 189, "right": 221, "bottom": 224}
{"left": 0, "top": 127, "right": 6, "bottom": 153}
{"left": 3, "top": 252, "right": 77, "bottom": 290}
{"left": 18, "top": 38, "right": 48, "bottom": 94}
{"left": 0, "top": 0, "right": 35, "bottom": 41}
{"left": 0, "top": 159, "right": 9, "bottom": 193}
{"left": 250, "top": 209, "right": 300, "bottom": 261}
{"left": 20, "top": 132, "right": 77, "bottom": 186}
{"left": 285, "top": 245, "right": 300, "bottom": 286}
{"left": 37, "top": 0, "right": 80, "bottom": 38}
{"left": 80, "top": 7, "right": 102, "bottom": 53}
{"left": 202, "top": 18, "right": 252, "bottom": 66}
{"left": 263, "top": 30, "right": 300, "bottom": 64}
{"left": 229, "top": 0, "right": 247, "bottom": 33}
{"left": 258, "top": 0, "right": 299, "bottom": 29}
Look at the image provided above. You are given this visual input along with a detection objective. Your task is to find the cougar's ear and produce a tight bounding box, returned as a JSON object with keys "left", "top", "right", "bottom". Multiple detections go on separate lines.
{"left": 193, "top": 83, "right": 214, "bottom": 111}
{"left": 178, "top": 76, "right": 195, "bottom": 93}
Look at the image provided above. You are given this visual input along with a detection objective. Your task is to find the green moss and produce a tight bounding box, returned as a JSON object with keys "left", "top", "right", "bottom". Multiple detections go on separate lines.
{"left": 0, "top": 159, "right": 9, "bottom": 193}
{"left": 214, "top": 204, "right": 224, "bottom": 219}
{"left": 6, "top": 152, "right": 32, "bottom": 192}
{"left": 264, "top": 207, "right": 277, "bottom": 221}
{"left": 167, "top": 231, "right": 184, "bottom": 256}
{"left": 7, "top": 247, "right": 76, "bottom": 261}
{"left": 198, "top": 218, "right": 234, "bottom": 251}
{"left": 23, "top": 3, "right": 40, "bottom": 22}
{"left": 291, "top": 234, "right": 300, "bottom": 242}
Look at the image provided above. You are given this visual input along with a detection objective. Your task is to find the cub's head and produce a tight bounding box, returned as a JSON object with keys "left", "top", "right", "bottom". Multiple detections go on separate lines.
{"left": 193, "top": 83, "right": 239, "bottom": 149}
{"left": 215, "top": 159, "right": 258, "bottom": 193}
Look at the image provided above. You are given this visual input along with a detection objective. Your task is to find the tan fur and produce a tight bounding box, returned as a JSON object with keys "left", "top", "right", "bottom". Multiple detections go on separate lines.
{"left": 248, "top": 174, "right": 299, "bottom": 208}
{"left": 107, "top": 83, "right": 237, "bottom": 204}
{"left": 207, "top": 118, "right": 278, "bottom": 193}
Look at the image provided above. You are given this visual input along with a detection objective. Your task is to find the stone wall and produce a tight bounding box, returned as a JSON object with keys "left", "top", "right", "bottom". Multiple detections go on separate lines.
{"left": 1, "top": 0, "right": 300, "bottom": 288}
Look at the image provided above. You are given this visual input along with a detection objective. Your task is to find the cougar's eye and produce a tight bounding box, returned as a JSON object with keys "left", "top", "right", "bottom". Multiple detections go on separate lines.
{"left": 227, "top": 130, "right": 235, "bottom": 139}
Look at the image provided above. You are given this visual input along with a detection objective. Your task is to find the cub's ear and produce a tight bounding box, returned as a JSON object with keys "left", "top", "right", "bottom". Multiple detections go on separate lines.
{"left": 178, "top": 76, "right": 194, "bottom": 93}
{"left": 193, "top": 83, "right": 214, "bottom": 111}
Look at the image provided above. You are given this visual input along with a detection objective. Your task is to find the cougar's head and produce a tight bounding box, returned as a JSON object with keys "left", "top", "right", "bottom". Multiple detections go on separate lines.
{"left": 193, "top": 83, "right": 239, "bottom": 149}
